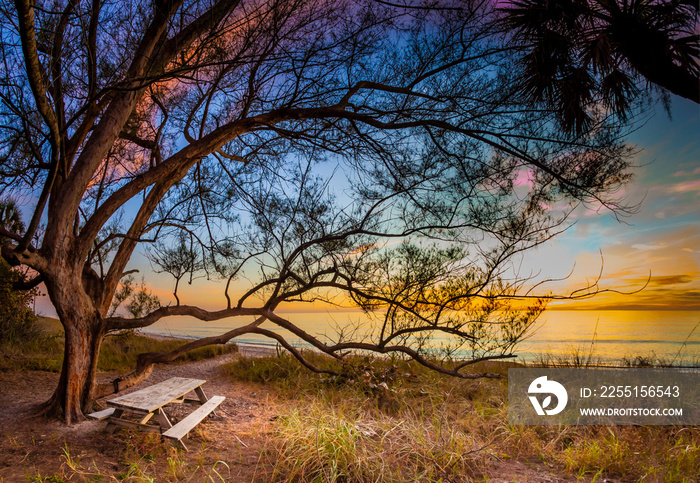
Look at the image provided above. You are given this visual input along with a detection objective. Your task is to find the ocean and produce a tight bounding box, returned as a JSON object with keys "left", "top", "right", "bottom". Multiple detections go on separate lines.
{"left": 141, "top": 309, "right": 700, "bottom": 366}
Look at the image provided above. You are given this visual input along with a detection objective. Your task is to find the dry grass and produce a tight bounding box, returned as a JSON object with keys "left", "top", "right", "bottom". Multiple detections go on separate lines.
{"left": 5, "top": 324, "right": 698, "bottom": 482}
{"left": 23, "top": 433, "right": 233, "bottom": 482}
{"left": 224, "top": 351, "right": 700, "bottom": 482}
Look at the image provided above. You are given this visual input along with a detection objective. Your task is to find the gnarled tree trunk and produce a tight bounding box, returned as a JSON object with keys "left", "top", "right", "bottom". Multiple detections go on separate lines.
{"left": 41, "top": 270, "right": 106, "bottom": 424}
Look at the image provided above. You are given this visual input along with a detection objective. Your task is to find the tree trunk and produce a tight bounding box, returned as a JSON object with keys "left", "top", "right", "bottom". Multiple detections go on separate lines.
{"left": 43, "top": 323, "right": 104, "bottom": 423}
{"left": 41, "top": 271, "right": 106, "bottom": 424}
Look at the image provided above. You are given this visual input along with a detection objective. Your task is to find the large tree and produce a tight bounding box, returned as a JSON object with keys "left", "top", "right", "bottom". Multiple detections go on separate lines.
{"left": 0, "top": 0, "right": 634, "bottom": 423}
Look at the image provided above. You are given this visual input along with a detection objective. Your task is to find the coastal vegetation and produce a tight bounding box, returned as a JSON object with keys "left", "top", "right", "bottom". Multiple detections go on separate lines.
{"left": 227, "top": 352, "right": 699, "bottom": 482}
{"left": 1, "top": 318, "right": 697, "bottom": 481}
{"left": 0, "top": 316, "right": 237, "bottom": 374}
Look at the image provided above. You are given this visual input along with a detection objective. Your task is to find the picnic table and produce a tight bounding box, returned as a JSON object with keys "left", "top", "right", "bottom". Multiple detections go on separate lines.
{"left": 88, "top": 376, "right": 225, "bottom": 451}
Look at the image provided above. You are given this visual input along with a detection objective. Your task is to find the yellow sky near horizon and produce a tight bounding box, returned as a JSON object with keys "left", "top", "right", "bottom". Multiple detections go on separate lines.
{"left": 542, "top": 225, "right": 700, "bottom": 310}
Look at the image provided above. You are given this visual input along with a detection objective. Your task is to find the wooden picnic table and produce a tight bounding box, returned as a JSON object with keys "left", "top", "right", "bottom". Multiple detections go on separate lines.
{"left": 88, "top": 376, "right": 225, "bottom": 451}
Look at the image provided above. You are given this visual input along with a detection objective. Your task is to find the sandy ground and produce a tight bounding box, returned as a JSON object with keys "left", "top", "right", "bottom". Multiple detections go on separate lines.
{"left": 0, "top": 344, "right": 282, "bottom": 482}
{"left": 0, "top": 342, "right": 581, "bottom": 482}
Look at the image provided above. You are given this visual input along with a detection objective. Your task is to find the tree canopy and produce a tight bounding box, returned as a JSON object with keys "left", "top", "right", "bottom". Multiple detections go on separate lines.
{"left": 0, "top": 0, "right": 638, "bottom": 422}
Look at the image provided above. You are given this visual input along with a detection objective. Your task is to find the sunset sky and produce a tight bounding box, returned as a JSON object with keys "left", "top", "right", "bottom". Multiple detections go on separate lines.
{"left": 149, "top": 96, "right": 700, "bottom": 313}
{"left": 528, "top": 96, "right": 700, "bottom": 310}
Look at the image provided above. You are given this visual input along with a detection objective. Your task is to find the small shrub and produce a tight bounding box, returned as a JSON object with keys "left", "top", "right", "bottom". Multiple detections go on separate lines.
{"left": 223, "top": 350, "right": 308, "bottom": 383}
{"left": 0, "top": 260, "right": 40, "bottom": 346}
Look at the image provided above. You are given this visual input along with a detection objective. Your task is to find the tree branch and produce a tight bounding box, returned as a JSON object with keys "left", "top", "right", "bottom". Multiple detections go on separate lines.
{"left": 105, "top": 305, "right": 268, "bottom": 331}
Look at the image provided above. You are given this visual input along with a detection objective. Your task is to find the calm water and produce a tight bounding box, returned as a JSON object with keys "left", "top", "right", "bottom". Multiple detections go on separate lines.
{"left": 142, "top": 309, "right": 700, "bottom": 365}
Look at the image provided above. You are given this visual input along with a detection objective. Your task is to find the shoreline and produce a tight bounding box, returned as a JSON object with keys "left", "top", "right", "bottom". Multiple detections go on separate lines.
{"left": 39, "top": 315, "right": 700, "bottom": 366}
{"left": 136, "top": 329, "right": 700, "bottom": 369}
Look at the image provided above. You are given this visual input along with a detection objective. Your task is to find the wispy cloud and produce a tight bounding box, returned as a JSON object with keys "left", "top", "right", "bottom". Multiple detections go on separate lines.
{"left": 622, "top": 274, "right": 695, "bottom": 287}
{"left": 672, "top": 167, "right": 700, "bottom": 177}
{"left": 545, "top": 225, "right": 700, "bottom": 310}
{"left": 670, "top": 180, "right": 700, "bottom": 193}
{"left": 631, "top": 243, "right": 665, "bottom": 251}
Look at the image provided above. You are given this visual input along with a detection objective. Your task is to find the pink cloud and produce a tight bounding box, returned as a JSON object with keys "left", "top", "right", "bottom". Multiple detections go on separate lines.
{"left": 670, "top": 180, "right": 700, "bottom": 193}
{"left": 513, "top": 168, "right": 535, "bottom": 188}
{"left": 583, "top": 205, "right": 610, "bottom": 217}
{"left": 672, "top": 167, "right": 700, "bottom": 177}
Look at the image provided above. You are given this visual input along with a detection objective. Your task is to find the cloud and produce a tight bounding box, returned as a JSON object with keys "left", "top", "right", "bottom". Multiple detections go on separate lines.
{"left": 670, "top": 180, "right": 700, "bottom": 193}
{"left": 513, "top": 168, "right": 534, "bottom": 188}
{"left": 672, "top": 167, "right": 700, "bottom": 177}
{"left": 631, "top": 243, "right": 665, "bottom": 251}
{"left": 551, "top": 286, "right": 700, "bottom": 310}
{"left": 622, "top": 274, "right": 695, "bottom": 287}
{"left": 544, "top": 225, "right": 700, "bottom": 310}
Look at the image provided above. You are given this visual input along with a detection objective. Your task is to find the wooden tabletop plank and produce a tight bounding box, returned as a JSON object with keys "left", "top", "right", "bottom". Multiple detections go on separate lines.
{"left": 107, "top": 377, "right": 207, "bottom": 412}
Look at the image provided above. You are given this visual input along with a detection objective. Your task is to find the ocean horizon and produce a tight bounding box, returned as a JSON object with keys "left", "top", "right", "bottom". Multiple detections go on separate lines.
{"left": 141, "top": 309, "right": 700, "bottom": 366}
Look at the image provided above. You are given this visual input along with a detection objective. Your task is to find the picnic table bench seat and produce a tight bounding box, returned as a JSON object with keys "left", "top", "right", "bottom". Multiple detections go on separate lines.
{"left": 87, "top": 407, "right": 116, "bottom": 420}
{"left": 162, "top": 395, "right": 225, "bottom": 450}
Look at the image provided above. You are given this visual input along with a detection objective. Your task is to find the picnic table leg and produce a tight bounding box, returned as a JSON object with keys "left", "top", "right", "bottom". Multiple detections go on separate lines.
{"left": 105, "top": 409, "right": 124, "bottom": 434}
{"left": 157, "top": 407, "right": 173, "bottom": 431}
{"left": 139, "top": 412, "right": 154, "bottom": 425}
{"left": 194, "top": 386, "right": 208, "bottom": 403}
{"left": 159, "top": 407, "right": 189, "bottom": 451}
{"left": 194, "top": 386, "right": 218, "bottom": 416}
{"left": 170, "top": 438, "right": 188, "bottom": 451}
